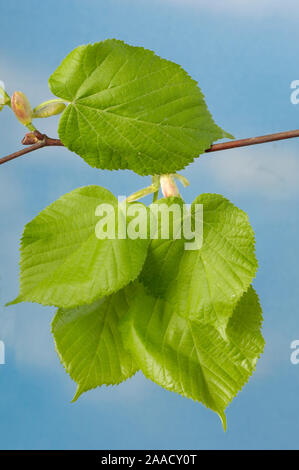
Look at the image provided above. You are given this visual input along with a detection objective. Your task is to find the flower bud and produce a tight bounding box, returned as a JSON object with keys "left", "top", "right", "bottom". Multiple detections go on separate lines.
{"left": 0, "top": 80, "right": 10, "bottom": 111}
{"left": 11, "top": 91, "right": 33, "bottom": 125}
{"left": 160, "top": 175, "right": 180, "bottom": 198}
{"left": 32, "top": 101, "right": 66, "bottom": 118}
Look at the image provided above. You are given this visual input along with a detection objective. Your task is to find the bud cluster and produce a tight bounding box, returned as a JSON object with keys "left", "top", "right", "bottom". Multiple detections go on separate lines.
{"left": 2, "top": 84, "right": 66, "bottom": 128}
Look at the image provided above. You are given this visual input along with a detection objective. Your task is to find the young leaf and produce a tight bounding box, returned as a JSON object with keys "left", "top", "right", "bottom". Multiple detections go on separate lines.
{"left": 9, "top": 186, "right": 149, "bottom": 308}
{"left": 167, "top": 194, "right": 258, "bottom": 329}
{"left": 121, "top": 283, "right": 264, "bottom": 430}
{"left": 140, "top": 197, "right": 186, "bottom": 297}
{"left": 49, "top": 39, "right": 233, "bottom": 176}
{"left": 140, "top": 194, "right": 257, "bottom": 329}
{"left": 52, "top": 287, "right": 138, "bottom": 401}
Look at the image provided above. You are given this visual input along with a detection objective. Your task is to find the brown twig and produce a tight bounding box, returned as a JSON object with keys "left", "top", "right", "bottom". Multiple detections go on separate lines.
{"left": 0, "top": 131, "right": 63, "bottom": 165}
{"left": 1, "top": 129, "right": 299, "bottom": 166}
{"left": 206, "top": 129, "right": 299, "bottom": 153}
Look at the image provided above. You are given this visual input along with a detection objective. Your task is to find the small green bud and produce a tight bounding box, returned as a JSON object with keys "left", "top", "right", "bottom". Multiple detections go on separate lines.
{"left": 32, "top": 101, "right": 66, "bottom": 118}
{"left": 0, "top": 80, "right": 10, "bottom": 111}
{"left": 160, "top": 175, "right": 180, "bottom": 198}
{"left": 11, "top": 91, "right": 33, "bottom": 125}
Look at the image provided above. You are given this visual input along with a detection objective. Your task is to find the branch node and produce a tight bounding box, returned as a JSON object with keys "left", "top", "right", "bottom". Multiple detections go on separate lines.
{"left": 22, "top": 131, "right": 44, "bottom": 145}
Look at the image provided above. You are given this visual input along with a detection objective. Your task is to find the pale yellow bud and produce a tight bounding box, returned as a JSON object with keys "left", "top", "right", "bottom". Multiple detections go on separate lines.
{"left": 11, "top": 91, "right": 32, "bottom": 125}
{"left": 160, "top": 175, "right": 180, "bottom": 198}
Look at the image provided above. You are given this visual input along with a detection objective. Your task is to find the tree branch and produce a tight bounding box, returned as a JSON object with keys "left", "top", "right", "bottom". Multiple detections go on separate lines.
{"left": 1, "top": 129, "right": 299, "bottom": 167}
{"left": 0, "top": 131, "right": 63, "bottom": 165}
{"left": 205, "top": 129, "right": 299, "bottom": 153}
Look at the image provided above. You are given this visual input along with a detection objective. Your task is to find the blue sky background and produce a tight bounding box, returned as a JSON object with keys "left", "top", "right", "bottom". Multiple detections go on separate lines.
{"left": 1, "top": 0, "right": 299, "bottom": 450}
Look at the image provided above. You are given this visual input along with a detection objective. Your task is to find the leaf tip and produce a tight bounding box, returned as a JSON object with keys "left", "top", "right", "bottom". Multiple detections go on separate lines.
{"left": 5, "top": 295, "right": 22, "bottom": 307}
{"left": 223, "top": 131, "right": 235, "bottom": 140}
{"left": 71, "top": 385, "right": 84, "bottom": 403}
{"left": 218, "top": 411, "right": 227, "bottom": 432}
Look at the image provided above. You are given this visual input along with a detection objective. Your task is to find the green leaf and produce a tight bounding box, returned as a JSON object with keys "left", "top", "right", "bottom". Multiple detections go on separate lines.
{"left": 9, "top": 186, "right": 149, "bottom": 308}
{"left": 140, "top": 197, "right": 186, "bottom": 297}
{"left": 168, "top": 194, "right": 258, "bottom": 329}
{"left": 52, "top": 287, "right": 138, "bottom": 401}
{"left": 49, "top": 39, "right": 233, "bottom": 176}
{"left": 140, "top": 194, "right": 257, "bottom": 329}
{"left": 121, "top": 283, "right": 264, "bottom": 429}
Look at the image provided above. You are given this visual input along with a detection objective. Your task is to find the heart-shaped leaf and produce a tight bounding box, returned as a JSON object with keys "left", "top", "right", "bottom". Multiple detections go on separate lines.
{"left": 121, "top": 283, "right": 264, "bottom": 430}
{"left": 52, "top": 287, "right": 137, "bottom": 401}
{"left": 141, "top": 194, "right": 257, "bottom": 329}
{"left": 9, "top": 186, "right": 149, "bottom": 308}
{"left": 49, "top": 39, "right": 233, "bottom": 176}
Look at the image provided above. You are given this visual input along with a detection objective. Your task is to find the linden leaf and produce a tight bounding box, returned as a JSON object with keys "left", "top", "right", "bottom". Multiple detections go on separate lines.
{"left": 8, "top": 186, "right": 149, "bottom": 308}
{"left": 52, "top": 287, "right": 138, "bottom": 401}
{"left": 49, "top": 39, "right": 233, "bottom": 176}
{"left": 121, "top": 283, "right": 264, "bottom": 430}
{"left": 141, "top": 194, "right": 257, "bottom": 329}
{"left": 140, "top": 197, "right": 186, "bottom": 297}
{"left": 169, "top": 194, "right": 258, "bottom": 329}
